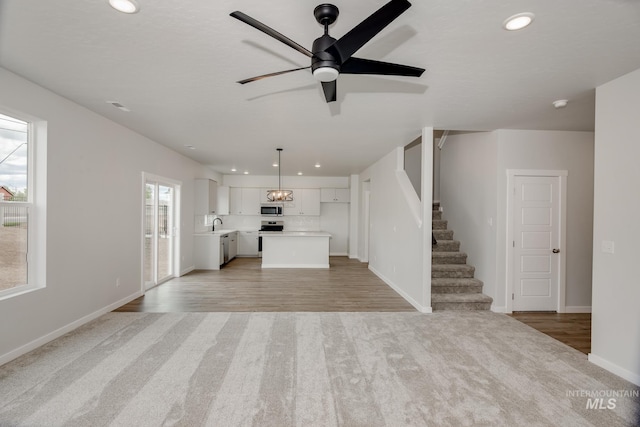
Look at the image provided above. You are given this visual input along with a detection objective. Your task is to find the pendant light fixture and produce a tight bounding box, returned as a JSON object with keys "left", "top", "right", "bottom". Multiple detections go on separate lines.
{"left": 267, "top": 148, "right": 293, "bottom": 202}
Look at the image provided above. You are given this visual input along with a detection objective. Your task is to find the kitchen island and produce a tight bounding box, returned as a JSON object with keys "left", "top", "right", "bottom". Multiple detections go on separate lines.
{"left": 261, "top": 231, "right": 331, "bottom": 268}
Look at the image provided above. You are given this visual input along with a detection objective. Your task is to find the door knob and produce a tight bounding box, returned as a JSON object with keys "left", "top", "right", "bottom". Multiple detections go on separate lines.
{"left": 552, "top": 248, "right": 560, "bottom": 253}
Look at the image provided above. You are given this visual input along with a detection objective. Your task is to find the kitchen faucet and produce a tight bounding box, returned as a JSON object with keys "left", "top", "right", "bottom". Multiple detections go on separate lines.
{"left": 212, "top": 217, "right": 223, "bottom": 231}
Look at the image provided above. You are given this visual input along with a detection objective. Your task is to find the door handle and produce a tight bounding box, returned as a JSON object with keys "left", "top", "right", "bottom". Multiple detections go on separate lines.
{"left": 552, "top": 248, "right": 560, "bottom": 254}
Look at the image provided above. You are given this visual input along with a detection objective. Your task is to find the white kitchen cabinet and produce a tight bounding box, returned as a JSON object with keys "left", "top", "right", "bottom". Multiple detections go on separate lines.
{"left": 259, "top": 188, "right": 273, "bottom": 203}
{"left": 238, "top": 231, "right": 259, "bottom": 256}
{"left": 229, "top": 187, "right": 260, "bottom": 215}
{"left": 284, "top": 189, "right": 320, "bottom": 215}
{"left": 228, "top": 232, "right": 238, "bottom": 260}
{"left": 194, "top": 234, "right": 222, "bottom": 269}
{"left": 321, "top": 188, "right": 350, "bottom": 203}
{"left": 216, "top": 186, "right": 230, "bottom": 215}
{"left": 195, "top": 179, "right": 218, "bottom": 215}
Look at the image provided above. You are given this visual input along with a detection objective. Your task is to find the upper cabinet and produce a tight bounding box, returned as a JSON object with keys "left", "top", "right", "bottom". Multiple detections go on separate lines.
{"left": 195, "top": 179, "right": 218, "bottom": 215}
{"left": 284, "top": 188, "right": 320, "bottom": 215}
{"left": 321, "top": 188, "right": 350, "bottom": 203}
{"left": 216, "top": 186, "right": 230, "bottom": 215}
{"left": 259, "top": 188, "right": 273, "bottom": 204}
{"left": 229, "top": 187, "right": 260, "bottom": 215}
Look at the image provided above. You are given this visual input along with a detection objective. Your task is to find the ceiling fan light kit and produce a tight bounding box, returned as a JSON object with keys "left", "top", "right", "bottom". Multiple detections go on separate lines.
{"left": 313, "top": 67, "right": 339, "bottom": 82}
{"left": 230, "top": 0, "right": 425, "bottom": 103}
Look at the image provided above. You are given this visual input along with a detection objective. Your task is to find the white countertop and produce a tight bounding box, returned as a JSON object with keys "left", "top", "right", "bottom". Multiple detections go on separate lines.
{"left": 194, "top": 229, "right": 238, "bottom": 236}
{"left": 259, "top": 231, "right": 331, "bottom": 237}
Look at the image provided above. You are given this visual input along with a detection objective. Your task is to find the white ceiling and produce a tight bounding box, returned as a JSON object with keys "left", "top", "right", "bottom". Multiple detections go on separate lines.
{"left": 1, "top": 0, "right": 640, "bottom": 177}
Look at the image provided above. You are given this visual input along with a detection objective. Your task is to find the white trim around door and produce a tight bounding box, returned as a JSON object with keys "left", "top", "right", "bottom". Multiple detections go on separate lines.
{"left": 141, "top": 172, "right": 182, "bottom": 295}
{"left": 506, "top": 169, "right": 568, "bottom": 313}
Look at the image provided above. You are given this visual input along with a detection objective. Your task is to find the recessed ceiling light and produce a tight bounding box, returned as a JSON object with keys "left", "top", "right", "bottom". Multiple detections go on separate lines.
{"left": 503, "top": 13, "right": 534, "bottom": 31}
{"left": 552, "top": 99, "right": 568, "bottom": 109}
{"left": 315, "top": 163, "right": 321, "bottom": 168}
{"left": 297, "top": 172, "right": 303, "bottom": 176}
{"left": 231, "top": 168, "right": 237, "bottom": 172}
{"left": 109, "top": 0, "right": 140, "bottom": 14}
{"left": 272, "top": 162, "right": 279, "bottom": 167}
{"left": 243, "top": 171, "right": 249, "bottom": 175}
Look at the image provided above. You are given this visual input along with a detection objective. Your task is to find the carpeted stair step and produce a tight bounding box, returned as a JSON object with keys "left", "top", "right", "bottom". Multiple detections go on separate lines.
{"left": 432, "top": 219, "right": 448, "bottom": 230}
{"left": 432, "top": 240, "right": 461, "bottom": 252}
{"left": 431, "top": 278, "right": 484, "bottom": 294}
{"left": 432, "top": 252, "right": 467, "bottom": 265}
{"left": 433, "top": 229, "right": 454, "bottom": 240}
{"left": 431, "top": 293, "right": 493, "bottom": 311}
{"left": 432, "top": 210, "right": 442, "bottom": 220}
{"left": 432, "top": 264, "right": 475, "bottom": 278}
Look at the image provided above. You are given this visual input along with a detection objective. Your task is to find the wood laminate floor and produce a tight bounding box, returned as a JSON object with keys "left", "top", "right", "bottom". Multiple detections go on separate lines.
{"left": 509, "top": 312, "right": 592, "bottom": 354}
{"left": 115, "top": 256, "right": 416, "bottom": 312}
{"left": 115, "top": 257, "right": 591, "bottom": 354}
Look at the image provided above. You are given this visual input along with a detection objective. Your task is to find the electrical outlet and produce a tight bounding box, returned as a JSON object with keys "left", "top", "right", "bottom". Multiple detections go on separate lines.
{"left": 601, "top": 240, "right": 615, "bottom": 254}
{"left": 116, "top": 278, "right": 120, "bottom": 287}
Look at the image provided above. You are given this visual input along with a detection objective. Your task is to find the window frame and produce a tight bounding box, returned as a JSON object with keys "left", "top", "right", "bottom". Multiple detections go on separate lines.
{"left": 0, "top": 107, "right": 46, "bottom": 300}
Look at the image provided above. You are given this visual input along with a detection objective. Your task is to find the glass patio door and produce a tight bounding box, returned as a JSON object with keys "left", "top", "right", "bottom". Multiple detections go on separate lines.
{"left": 144, "top": 177, "right": 177, "bottom": 291}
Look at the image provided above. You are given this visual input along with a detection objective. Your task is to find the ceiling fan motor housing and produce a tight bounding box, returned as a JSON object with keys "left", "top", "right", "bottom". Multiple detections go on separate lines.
{"left": 312, "top": 34, "right": 340, "bottom": 80}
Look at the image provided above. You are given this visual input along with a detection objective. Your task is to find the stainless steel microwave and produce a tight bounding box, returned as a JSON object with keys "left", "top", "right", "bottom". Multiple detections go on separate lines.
{"left": 260, "top": 204, "right": 283, "bottom": 216}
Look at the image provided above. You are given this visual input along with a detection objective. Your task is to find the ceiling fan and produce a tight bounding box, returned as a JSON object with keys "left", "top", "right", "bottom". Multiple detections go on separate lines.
{"left": 230, "top": 0, "right": 425, "bottom": 103}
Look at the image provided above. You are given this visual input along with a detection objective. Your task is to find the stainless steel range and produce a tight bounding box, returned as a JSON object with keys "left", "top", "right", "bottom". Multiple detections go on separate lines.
{"left": 258, "top": 220, "right": 284, "bottom": 257}
{"left": 260, "top": 220, "right": 284, "bottom": 233}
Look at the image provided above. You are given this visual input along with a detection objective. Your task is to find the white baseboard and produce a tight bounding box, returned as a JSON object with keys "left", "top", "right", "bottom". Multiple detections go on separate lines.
{"left": 588, "top": 353, "right": 640, "bottom": 386}
{"left": 180, "top": 265, "right": 195, "bottom": 276}
{"left": 368, "top": 265, "right": 431, "bottom": 313}
{"left": 330, "top": 252, "right": 348, "bottom": 256}
{"left": 0, "top": 290, "right": 143, "bottom": 367}
{"left": 564, "top": 306, "right": 592, "bottom": 313}
{"left": 262, "top": 264, "right": 330, "bottom": 269}
{"left": 491, "top": 306, "right": 507, "bottom": 313}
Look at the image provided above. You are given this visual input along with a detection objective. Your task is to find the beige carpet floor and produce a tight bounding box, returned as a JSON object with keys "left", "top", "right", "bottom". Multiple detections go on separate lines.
{"left": 0, "top": 312, "right": 638, "bottom": 426}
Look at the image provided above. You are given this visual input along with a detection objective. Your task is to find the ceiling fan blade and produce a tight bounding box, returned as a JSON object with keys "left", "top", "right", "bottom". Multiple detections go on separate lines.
{"left": 326, "top": 0, "right": 411, "bottom": 64}
{"left": 321, "top": 81, "right": 337, "bottom": 103}
{"left": 341, "top": 57, "right": 424, "bottom": 77}
{"left": 237, "top": 66, "right": 311, "bottom": 84}
{"left": 230, "top": 11, "right": 313, "bottom": 58}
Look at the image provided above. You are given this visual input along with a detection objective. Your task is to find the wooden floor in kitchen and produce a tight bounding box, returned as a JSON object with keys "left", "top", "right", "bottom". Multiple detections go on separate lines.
{"left": 115, "top": 256, "right": 416, "bottom": 312}
{"left": 115, "top": 256, "right": 591, "bottom": 354}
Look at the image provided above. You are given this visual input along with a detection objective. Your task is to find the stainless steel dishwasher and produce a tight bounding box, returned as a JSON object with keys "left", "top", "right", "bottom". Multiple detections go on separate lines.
{"left": 222, "top": 234, "right": 230, "bottom": 264}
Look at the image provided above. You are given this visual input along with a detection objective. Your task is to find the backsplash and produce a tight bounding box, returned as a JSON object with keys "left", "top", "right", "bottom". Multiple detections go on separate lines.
{"left": 194, "top": 215, "right": 320, "bottom": 232}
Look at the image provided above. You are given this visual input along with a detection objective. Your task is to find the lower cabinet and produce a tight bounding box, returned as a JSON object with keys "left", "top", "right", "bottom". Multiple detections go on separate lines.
{"left": 238, "top": 231, "right": 259, "bottom": 256}
{"left": 194, "top": 235, "right": 222, "bottom": 270}
{"left": 194, "top": 232, "right": 239, "bottom": 270}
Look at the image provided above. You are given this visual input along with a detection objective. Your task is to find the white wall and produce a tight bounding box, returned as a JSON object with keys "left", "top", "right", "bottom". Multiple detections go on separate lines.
{"left": 440, "top": 129, "right": 594, "bottom": 312}
{"left": 0, "top": 67, "right": 218, "bottom": 363}
{"left": 357, "top": 138, "right": 432, "bottom": 312}
{"left": 590, "top": 67, "right": 640, "bottom": 385}
{"left": 496, "top": 130, "right": 594, "bottom": 311}
{"left": 440, "top": 131, "right": 499, "bottom": 304}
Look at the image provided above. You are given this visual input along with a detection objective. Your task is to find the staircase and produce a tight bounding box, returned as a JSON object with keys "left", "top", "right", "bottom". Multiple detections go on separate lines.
{"left": 431, "top": 203, "right": 493, "bottom": 310}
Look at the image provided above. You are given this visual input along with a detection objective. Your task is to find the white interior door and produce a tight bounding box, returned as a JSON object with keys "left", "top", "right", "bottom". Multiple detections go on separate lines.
{"left": 513, "top": 176, "right": 560, "bottom": 311}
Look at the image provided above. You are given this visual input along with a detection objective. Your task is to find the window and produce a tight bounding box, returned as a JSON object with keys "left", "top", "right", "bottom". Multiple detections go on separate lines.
{"left": 0, "top": 111, "right": 42, "bottom": 298}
